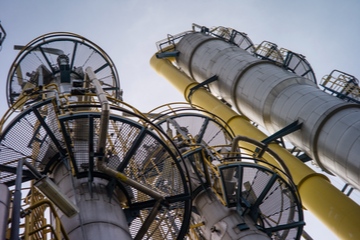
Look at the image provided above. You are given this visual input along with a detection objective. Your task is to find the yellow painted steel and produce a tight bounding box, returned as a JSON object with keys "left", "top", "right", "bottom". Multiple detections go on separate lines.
{"left": 150, "top": 54, "right": 360, "bottom": 240}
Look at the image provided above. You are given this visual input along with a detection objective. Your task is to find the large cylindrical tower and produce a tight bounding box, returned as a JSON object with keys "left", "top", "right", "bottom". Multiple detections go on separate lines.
{"left": 0, "top": 32, "right": 191, "bottom": 240}
{"left": 151, "top": 24, "right": 360, "bottom": 239}
{"left": 174, "top": 29, "right": 360, "bottom": 190}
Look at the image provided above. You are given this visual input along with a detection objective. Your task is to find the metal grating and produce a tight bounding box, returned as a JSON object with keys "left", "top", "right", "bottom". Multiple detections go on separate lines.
{"left": 153, "top": 110, "right": 234, "bottom": 148}
{"left": 0, "top": 100, "right": 65, "bottom": 184}
{"left": 57, "top": 112, "right": 191, "bottom": 239}
{"left": 0, "top": 97, "right": 192, "bottom": 238}
{"left": 219, "top": 163, "right": 304, "bottom": 240}
{"left": 129, "top": 201, "right": 186, "bottom": 239}
{"left": 2, "top": 31, "right": 192, "bottom": 239}
{"left": 125, "top": 134, "right": 184, "bottom": 198}
{"left": 7, "top": 32, "right": 121, "bottom": 107}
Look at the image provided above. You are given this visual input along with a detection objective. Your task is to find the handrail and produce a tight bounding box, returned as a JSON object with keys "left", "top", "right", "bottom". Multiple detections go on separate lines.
{"left": 25, "top": 199, "right": 70, "bottom": 240}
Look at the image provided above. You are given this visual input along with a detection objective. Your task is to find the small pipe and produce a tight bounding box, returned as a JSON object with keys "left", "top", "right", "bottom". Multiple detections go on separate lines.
{"left": 85, "top": 67, "right": 109, "bottom": 155}
{"left": 85, "top": 67, "right": 164, "bottom": 200}
{"left": 222, "top": 135, "right": 244, "bottom": 182}
{"left": 231, "top": 135, "right": 244, "bottom": 155}
{"left": 37, "top": 66, "right": 43, "bottom": 87}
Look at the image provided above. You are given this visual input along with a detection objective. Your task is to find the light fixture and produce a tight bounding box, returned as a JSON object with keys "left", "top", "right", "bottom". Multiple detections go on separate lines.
{"left": 34, "top": 176, "right": 79, "bottom": 218}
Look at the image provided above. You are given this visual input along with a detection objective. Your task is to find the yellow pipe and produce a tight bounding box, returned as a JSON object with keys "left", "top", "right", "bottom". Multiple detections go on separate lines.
{"left": 150, "top": 54, "right": 360, "bottom": 240}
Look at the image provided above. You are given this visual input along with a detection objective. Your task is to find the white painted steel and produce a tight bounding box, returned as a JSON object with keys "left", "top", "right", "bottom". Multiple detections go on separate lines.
{"left": 193, "top": 190, "right": 270, "bottom": 240}
{"left": 176, "top": 32, "right": 360, "bottom": 189}
{"left": 52, "top": 163, "right": 132, "bottom": 240}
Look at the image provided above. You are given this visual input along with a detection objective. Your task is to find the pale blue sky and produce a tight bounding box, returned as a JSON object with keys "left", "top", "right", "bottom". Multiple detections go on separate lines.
{"left": 1, "top": 1, "right": 360, "bottom": 239}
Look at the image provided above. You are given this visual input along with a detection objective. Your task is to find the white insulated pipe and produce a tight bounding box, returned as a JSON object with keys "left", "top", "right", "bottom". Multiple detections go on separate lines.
{"left": 175, "top": 32, "right": 360, "bottom": 189}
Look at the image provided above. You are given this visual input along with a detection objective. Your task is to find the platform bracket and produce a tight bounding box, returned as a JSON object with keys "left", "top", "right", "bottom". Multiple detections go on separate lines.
{"left": 156, "top": 50, "right": 180, "bottom": 59}
{"left": 255, "top": 120, "right": 302, "bottom": 158}
{"left": 188, "top": 75, "right": 218, "bottom": 102}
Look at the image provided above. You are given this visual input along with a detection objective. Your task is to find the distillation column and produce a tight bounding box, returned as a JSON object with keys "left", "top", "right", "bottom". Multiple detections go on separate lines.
{"left": 151, "top": 26, "right": 360, "bottom": 239}
{"left": 1, "top": 32, "right": 191, "bottom": 240}
{"left": 174, "top": 31, "right": 360, "bottom": 190}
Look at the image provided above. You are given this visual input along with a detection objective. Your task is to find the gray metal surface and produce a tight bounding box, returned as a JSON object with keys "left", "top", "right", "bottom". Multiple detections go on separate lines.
{"left": 193, "top": 190, "right": 270, "bottom": 240}
{"left": 0, "top": 183, "right": 10, "bottom": 240}
{"left": 52, "top": 163, "right": 132, "bottom": 240}
{"left": 175, "top": 32, "right": 360, "bottom": 189}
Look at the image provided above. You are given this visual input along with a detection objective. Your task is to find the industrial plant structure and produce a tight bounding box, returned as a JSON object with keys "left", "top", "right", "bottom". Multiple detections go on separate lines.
{"left": 1, "top": 23, "right": 360, "bottom": 239}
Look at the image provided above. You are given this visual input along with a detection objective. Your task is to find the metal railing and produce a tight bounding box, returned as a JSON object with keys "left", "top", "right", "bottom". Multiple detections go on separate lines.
{"left": 7, "top": 186, "right": 69, "bottom": 240}
{"left": 320, "top": 70, "right": 360, "bottom": 103}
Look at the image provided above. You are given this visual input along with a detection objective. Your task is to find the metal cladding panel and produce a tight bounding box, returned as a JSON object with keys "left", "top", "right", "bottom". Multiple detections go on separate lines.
{"left": 53, "top": 163, "right": 132, "bottom": 240}
{"left": 68, "top": 223, "right": 132, "bottom": 240}
{"left": 271, "top": 85, "right": 344, "bottom": 151}
{"left": 233, "top": 64, "right": 308, "bottom": 127}
{"left": 176, "top": 33, "right": 259, "bottom": 100}
{"left": 176, "top": 32, "right": 360, "bottom": 188}
{"left": 205, "top": 48, "right": 246, "bottom": 98}
{"left": 317, "top": 109, "right": 360, "bottom": 185}
{"left": 176, "top": 33, "right": 211, "bottom": 78}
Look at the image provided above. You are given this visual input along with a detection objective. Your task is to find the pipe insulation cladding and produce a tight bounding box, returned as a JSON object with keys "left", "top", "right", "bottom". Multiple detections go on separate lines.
{"left": 175, "top": 32, "right": 360, "bottom": 189}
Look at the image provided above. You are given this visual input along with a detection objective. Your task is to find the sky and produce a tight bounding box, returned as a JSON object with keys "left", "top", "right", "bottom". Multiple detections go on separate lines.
{"left": 1, "top": 1, "right": 360, "bottom": 239}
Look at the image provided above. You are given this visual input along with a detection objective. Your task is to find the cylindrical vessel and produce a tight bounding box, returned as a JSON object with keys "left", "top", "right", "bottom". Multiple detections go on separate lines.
{"left": 193, "top": 190, "right": 270, "bottom": 240}
{"left": 52, "top": 162, "right": 132, "bottom": 240}
{"left": 175, "top": 32, "right": 360, "bottom": 189}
